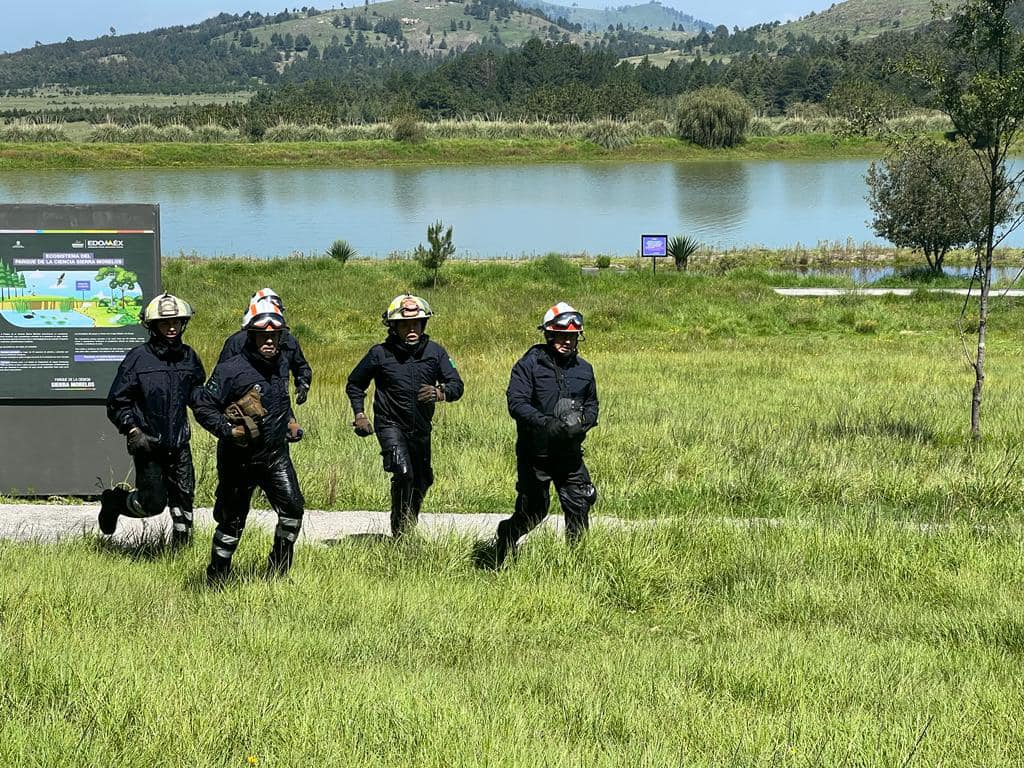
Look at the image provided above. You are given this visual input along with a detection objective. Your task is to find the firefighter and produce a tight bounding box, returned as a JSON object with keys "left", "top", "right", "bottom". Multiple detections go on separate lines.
{"left": 217, "top": 288, "right": 312, "bottom": 405}
{"left": 101, "top": 293, "right": 206, "bottom": 547}
{"left": 346, "top": 294, "right": 464, "bottom": 537}
{"left": 492, "top": 302, "right": 599, "bottom": 566}
{"left": 193, "top": 298, "right": 305, "bottom": 584}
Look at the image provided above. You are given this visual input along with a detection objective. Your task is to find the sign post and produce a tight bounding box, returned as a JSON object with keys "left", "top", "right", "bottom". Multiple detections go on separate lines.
{"left": 0, "top": 204, "right": 161, "bottom": 495}
{"left": 641, "top": 234, "right": 668, "bottom": 274}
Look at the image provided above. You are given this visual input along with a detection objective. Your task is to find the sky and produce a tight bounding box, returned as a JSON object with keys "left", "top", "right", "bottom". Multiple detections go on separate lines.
{"left": 0, "top": 1, "right": 828, "bottom": 53}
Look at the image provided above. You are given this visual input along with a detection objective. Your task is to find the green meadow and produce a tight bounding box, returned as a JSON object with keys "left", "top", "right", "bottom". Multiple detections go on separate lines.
{"left": 2, "top": 256, "right": 1023, "bottom": 765}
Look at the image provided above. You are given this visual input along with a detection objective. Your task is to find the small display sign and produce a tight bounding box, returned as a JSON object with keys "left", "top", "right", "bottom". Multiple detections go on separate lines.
{"left": 641, "top": 234, "right": 668, "bottom": 257}
{"left": 75, "top": 280, "right": 91, "bottom": 291}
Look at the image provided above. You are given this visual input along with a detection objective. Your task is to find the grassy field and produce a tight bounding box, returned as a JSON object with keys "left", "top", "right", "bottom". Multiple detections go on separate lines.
{"left": 3, "top": 256, "right": 1023, "bottom": 764}
{"left": 2, "top": 520, "right": 1021, "bottom": 765}
{"left": 0, "top": 88, "right": 252, "bottom": 112}
{"left": 136, "top": 255, "right": 1024, "bottom": 522}
{"left": 0, "top": 134, "right": 887, "bottom": 169}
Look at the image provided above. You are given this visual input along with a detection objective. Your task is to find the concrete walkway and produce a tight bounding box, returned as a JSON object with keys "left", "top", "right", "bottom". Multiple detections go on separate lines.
{"left": 0, "top": 504, "right": 641, "bottom": 545}
{"left": 774, "top": 287, "right": 1024, "bottom": 297}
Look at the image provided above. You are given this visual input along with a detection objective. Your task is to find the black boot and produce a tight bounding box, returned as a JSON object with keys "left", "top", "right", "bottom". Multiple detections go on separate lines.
{"left": 266, "top": 537, "right": 294, "bottom": 578}
{"left": 98, "top": 487, "right": 129, "bottom": 535}
{"left": 205, "top": 556, "right": 232, "bottom": 587}
{"left": 171, "top": 527, "right": 193, "bottom": 550}
{"left": 390, "top": 482, "right": 415, "bottom": 539}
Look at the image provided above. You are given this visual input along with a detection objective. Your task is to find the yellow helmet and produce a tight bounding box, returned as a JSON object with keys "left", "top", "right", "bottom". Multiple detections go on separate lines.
{"left": 382, "top": 294, "right": 433, "bottom": 325}
{"left": 140, "top": 293, "right": 194, "bottom": 326}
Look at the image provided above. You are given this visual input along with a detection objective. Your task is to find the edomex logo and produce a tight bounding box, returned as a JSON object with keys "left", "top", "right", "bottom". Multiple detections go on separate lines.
{"left": 87, "top": 239, "right": 124, "bottom": 248}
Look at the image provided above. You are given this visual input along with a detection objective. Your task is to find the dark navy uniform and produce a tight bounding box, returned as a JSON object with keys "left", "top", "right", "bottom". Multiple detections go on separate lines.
{"left": 346, "top": 334, "right": 464, "bottom": 535}
{"left": 218, "top": 328, "right": 312, "bottom": 400}
{"left": 194, "top": 342, "right": 304, "bottom": 577}
{"left": 105, "top": 336, "right": 206, "bottom": 535}
{"left": 497, "top": 343, "right": 599, "bottom": 549}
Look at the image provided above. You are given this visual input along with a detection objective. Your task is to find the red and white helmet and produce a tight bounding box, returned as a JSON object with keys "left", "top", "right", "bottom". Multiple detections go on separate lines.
{"left": 539, "top": 302, "right": 583, "bottom": 333}
{"left": 242, "top": 296, "right": 287, "bottom": 331}
{"left": 250, "top": 288, "right": 284, "bottom": 313}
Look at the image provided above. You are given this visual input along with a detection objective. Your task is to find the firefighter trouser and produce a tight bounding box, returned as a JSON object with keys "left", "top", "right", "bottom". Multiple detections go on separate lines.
{"left": 377, "top": 426, "right": 433, "bottom": 537}
{"left": 496, "top": 453, "right": 596, "bottom": 547}
{"left": 208, "top": 444, "right": 304, "bottom": 569}
{"left": 126, "top": 443, "right": 195, "bottom": 536}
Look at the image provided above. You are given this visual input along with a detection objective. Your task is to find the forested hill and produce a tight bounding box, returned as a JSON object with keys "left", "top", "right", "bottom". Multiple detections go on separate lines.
{"left": 0, "top": 1, "right": 700, "bottom": 93}
{"left": 517, "top": 0, "right": 711, "bottom": 33}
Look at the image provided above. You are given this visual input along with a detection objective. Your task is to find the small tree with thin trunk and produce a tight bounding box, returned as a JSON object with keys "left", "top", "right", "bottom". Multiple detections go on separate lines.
{"left": 910, "top": 0, "right": 1024, "bottom": 439}
{"left": 414, "top": 220, "right": 454, "bottom": 287}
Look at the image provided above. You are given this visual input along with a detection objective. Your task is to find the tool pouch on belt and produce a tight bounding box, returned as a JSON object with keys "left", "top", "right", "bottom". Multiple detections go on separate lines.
{"left": 225, "top": 385, "right": 267, "bottom": 445}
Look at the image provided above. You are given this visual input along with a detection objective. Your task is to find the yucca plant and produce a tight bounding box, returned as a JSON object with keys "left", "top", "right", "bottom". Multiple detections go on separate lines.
{"left": 667, "top": 235, "right": 700, "bottom": 271}
{"left": 327, "top": 239, "right": 357, "bottom": 263}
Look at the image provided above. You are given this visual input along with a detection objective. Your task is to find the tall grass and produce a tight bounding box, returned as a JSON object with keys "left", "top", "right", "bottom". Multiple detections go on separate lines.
{"left": 1, "top": 521, "right": 1021, "bottom": 765}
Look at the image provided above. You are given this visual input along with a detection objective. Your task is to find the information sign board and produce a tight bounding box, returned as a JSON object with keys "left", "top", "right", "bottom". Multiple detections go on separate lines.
{"left": 0, "top": 222, "right": 158, "bottom": 400}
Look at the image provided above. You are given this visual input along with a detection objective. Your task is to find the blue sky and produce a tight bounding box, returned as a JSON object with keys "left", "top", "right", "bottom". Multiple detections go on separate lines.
{"left": 1, "top": 1, "right": 827, "bottom": 53}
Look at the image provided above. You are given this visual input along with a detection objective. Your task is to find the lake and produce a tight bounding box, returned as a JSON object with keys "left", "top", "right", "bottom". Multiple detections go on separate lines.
{"left": 0, "top": 159, "right": 1020, "bottom": 258}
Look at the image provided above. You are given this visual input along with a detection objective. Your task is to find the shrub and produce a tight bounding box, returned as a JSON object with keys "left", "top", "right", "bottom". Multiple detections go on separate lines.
{"left": 595, "top": 255, "right": 612, "bottom": 269}
{"left": 675, "top": 87, "right": 752, "bottom": 148}
{"left": 0, "top": 122, "right": 68, "bottom": 142}
{"left": 328, "top": 239, "right": 356, "bottom": 263}
{"left": 392, "top": 115, "right": 425, "bottom": 143}
{"left": 86, "top": 123, "right": 128, "bottom": 142}
{"left": 123, "top": 123, "right": 163, "bottom": 143}
{"left": 585, "top": 119, "right": 633, "bottom": 150}
{"left": 160, "top": 123, "right": 194, "bottom": 142}
{"left": 193, "top": 123, "right": 240, "bottom": 143}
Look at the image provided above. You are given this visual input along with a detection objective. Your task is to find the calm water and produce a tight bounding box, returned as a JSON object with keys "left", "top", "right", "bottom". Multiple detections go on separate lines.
{"left": 1, "top": 159, "right": 1021, "bottom": 258}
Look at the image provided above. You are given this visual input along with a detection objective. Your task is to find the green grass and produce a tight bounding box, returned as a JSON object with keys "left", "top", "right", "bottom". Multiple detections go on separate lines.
{"left": 139, "top": 256, "right": 1024, "bottom": 522}
{"left": 5, "top": 255, "right": 1024, "bottom": 765}
{"left": 1, "top": 521, "right": 1021, "bottom": 765}
{"left": 0, "top": 134, "right": 887, "bottom": 169}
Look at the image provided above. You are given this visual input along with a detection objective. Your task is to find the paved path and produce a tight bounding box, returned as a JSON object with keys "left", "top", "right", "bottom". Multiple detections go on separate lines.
{"left": 0, "top": 504, "right": 643, "bottom": 545}
{"left": 774, "top": 287, "right": 1024, "bottom": 297}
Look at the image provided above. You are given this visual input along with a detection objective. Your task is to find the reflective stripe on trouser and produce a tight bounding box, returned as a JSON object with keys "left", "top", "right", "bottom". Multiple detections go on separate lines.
{"left": 169, "top": 506, "right": 193, "bottom": 533}
{"left": 126, "top": 444, "right": 196, "bottom": 519}
{"left": 209, "top": 447, "right": 305, "bottom": 566}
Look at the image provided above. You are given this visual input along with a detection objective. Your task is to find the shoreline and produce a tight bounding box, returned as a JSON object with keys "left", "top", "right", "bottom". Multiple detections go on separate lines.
{"left": 0, "top": 134, "right": 887, "bottom": 170}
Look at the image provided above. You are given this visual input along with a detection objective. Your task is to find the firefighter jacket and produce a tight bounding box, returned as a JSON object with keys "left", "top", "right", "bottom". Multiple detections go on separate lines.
{"left": 106, "top": 336, "right": 206, "bottom": 450}
{"left": 194, "top": 344, "right": 293, "bottom": 460}
{"left": 346, "top": 334, "right": 464, "bottom": 435}
{"left": 507, "top": 343, "right": 599, "bottom": 459}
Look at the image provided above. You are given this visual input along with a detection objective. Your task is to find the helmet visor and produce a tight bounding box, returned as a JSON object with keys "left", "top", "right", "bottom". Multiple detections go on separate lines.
{"left": 546, "top": 312, "right": 583, "bottom": 332}
{"left": 247, "top": 312, "right": 287, "bottom": 331}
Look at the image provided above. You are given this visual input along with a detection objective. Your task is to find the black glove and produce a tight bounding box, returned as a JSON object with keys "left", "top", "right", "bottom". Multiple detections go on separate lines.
{"left": 295, "top": 385, "right": 309, "bottom": 405}
{"left": 126, "top": 428, "right": 156, "bottom": 455}
{"left": 544, "top": 417, "right": 569, "bottom": 440}
{"left": 417, "top": 384, "right": 445, "bottom": 404}
{"left": 565, "top": 421, "right": 588, "bottom": 440}
{"left": 352, "top": 414, "right": 374, "bottom": 437}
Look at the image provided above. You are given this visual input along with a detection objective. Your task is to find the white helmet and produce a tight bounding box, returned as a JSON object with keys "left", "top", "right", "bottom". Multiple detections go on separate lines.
{"left": 242, "top": 296, "right": 287, "bottom": 331}
{"left": 140, "top": 293, "right": 194, "bottom": 327}
{"left": 382, "top": 294, "right": 433, "bottom": 325}
{"left": 539, "top": 302, "right": 583, "bottom": 333}
{"left": 250, "top": 288, "right": 284, "bottom": 313}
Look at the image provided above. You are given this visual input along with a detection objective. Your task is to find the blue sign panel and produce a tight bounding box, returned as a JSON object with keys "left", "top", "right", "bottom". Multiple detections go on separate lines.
{"left": 75, "top": 280, "right": 91, "bottom": 291}
{"left": 641, "top": 234, "right": 667, "bottom": 257}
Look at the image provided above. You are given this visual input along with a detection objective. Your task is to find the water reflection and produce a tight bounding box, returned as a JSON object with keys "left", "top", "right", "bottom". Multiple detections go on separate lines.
{"left": 1, "top": 160, "right": 1022, "bottom": 258}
